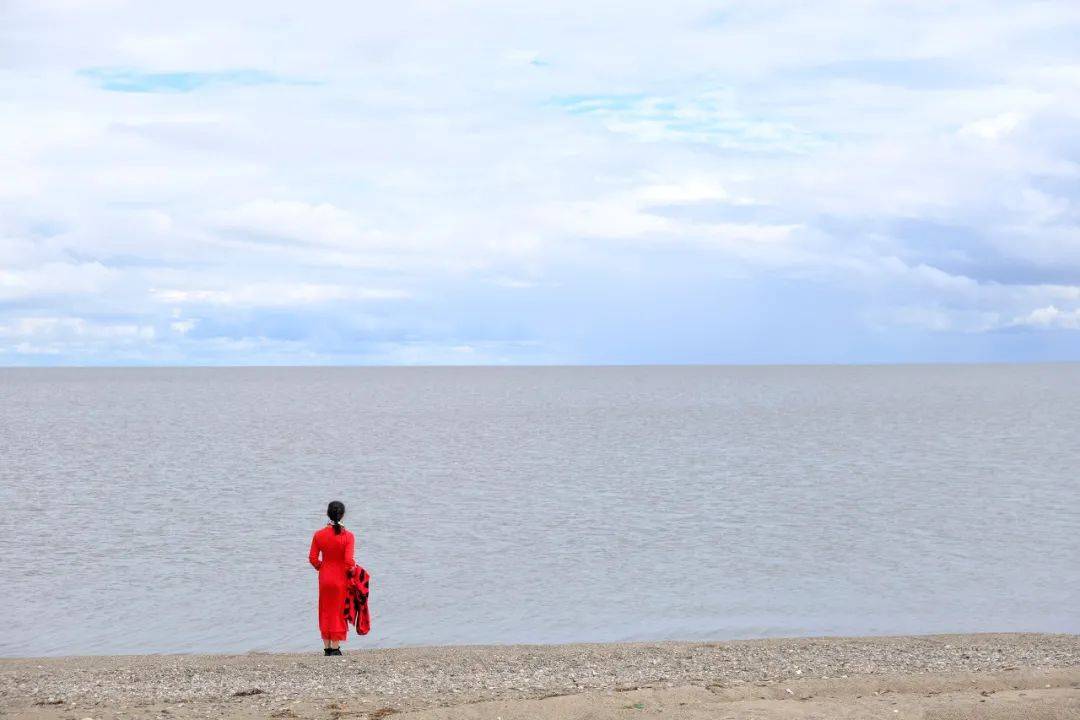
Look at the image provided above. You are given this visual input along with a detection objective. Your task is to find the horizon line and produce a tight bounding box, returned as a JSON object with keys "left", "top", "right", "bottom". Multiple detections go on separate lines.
{"left": 2, "top": 359, "right": 1079, "bottom": 371}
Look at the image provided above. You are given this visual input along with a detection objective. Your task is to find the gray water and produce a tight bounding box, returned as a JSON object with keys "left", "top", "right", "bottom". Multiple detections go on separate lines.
{"left": 1, "top": 365, "right": 1078, "bottom": 657}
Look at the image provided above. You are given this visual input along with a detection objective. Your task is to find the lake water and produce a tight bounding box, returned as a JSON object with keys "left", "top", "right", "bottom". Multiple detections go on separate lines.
{"left": 1, "top": 365, "right": 1078, "bottom": 657}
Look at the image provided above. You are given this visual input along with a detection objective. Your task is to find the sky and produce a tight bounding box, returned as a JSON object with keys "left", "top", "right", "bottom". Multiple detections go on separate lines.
{"left": 2, "top": 1, "right": 1080, "bottom": 366}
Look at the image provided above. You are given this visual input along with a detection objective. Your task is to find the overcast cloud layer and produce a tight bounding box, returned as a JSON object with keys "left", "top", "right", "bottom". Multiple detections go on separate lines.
{"left": 2, "top": 0, "right": 1080, "bottom": 365}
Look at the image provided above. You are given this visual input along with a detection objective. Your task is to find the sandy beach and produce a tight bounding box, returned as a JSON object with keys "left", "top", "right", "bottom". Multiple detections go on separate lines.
{"left": 2, "top": 634, "right": 1078, "bottom": 719}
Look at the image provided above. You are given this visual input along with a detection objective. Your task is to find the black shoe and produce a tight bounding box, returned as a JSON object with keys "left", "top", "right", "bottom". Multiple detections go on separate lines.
{"left": 323, "top": 648, "right": 332, "bottom": 656}
{"left": 329, "top": 648, "right": 343, "bottom": 656}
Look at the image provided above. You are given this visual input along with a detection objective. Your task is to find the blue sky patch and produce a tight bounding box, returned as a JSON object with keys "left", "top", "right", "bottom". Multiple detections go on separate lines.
{"left": 79, "top": 68, "right": 292, "bottom": 93}
{"left": 553, "top": 91, "right": 828, "bottom": 153}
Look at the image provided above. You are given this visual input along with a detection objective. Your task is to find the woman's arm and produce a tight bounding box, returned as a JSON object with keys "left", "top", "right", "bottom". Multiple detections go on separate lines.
{"left": 308, "top": 533, "right": 322, "bottom": 570}
{"left": 345, "top": 531, "right": 356, "bottom": 571}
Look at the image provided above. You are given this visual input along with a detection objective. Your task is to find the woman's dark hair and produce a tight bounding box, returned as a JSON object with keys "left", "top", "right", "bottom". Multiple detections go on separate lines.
{"left": 327, "top": 501, "right": 346, "bottom": 534}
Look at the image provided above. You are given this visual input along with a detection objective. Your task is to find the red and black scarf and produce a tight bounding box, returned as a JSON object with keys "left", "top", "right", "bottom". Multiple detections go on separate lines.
{"left": 344, "top": 566, "right": 371, "bottom": 635}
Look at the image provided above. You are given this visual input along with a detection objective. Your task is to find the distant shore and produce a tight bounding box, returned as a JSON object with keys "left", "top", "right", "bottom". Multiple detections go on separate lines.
{"left": 2, "top": 633, "right": 1078, "bottom": 719}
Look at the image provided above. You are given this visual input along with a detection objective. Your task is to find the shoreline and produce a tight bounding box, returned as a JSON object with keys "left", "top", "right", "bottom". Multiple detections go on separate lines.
{"left": 10, "top": 628, "right": 1080, "bottom": 662}
{"left": 3, "top": 633, "right": 1078, "bottom": 718}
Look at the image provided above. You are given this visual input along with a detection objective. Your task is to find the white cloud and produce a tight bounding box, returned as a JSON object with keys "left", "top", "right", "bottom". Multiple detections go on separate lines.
{"left": 1012, "top": 305, "right": 1080, "bottom": 330}
{"left": 0, "top": 317, "right": 156, "bottom": 349}
{"left": 635, "top": 180, "right": 755, "bottom": 206}
{"left": 218, "top": 200, "right": 372, "bottom": 248}
{"left": 3, "top": 0, "right": 1080, "bottom": 363}
{"left": 170, "top": 318, "right": 198, "bottom": 334}
{"left": 959, "top": 112, "right": 1025, "bottom": 141}
{"left": 0, "top": 263, "right": 116, "bottom": 300}
{"left": 151, "top": 283, "right": 410, "bottom": 307}
{"left": 544, "top": 198, "right": 673, "bottom": 239}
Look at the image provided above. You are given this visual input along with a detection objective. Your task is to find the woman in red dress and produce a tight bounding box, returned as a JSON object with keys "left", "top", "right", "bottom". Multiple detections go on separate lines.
{"left": 308, "top": 500, "right": 356, "bottom": 656}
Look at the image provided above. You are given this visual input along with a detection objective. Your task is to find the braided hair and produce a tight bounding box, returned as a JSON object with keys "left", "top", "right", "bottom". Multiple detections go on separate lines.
{"left": 327, "top": 500, "right": 346, "bottom": 534}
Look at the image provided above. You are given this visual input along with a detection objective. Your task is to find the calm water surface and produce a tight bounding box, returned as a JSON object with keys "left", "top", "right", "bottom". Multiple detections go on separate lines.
{"left": 1, "top": 365, "right": 1078, "bottom": 657}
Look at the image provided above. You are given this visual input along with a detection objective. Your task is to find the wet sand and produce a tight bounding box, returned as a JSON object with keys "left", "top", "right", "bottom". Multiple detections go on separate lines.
{"left": 2, "top": 634, "right": 1078, "bottom": 719}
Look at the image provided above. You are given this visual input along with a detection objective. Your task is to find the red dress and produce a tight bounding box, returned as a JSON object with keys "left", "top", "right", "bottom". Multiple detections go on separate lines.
{"left": 308, "top": 525, "right": 356, "bottom": 641}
